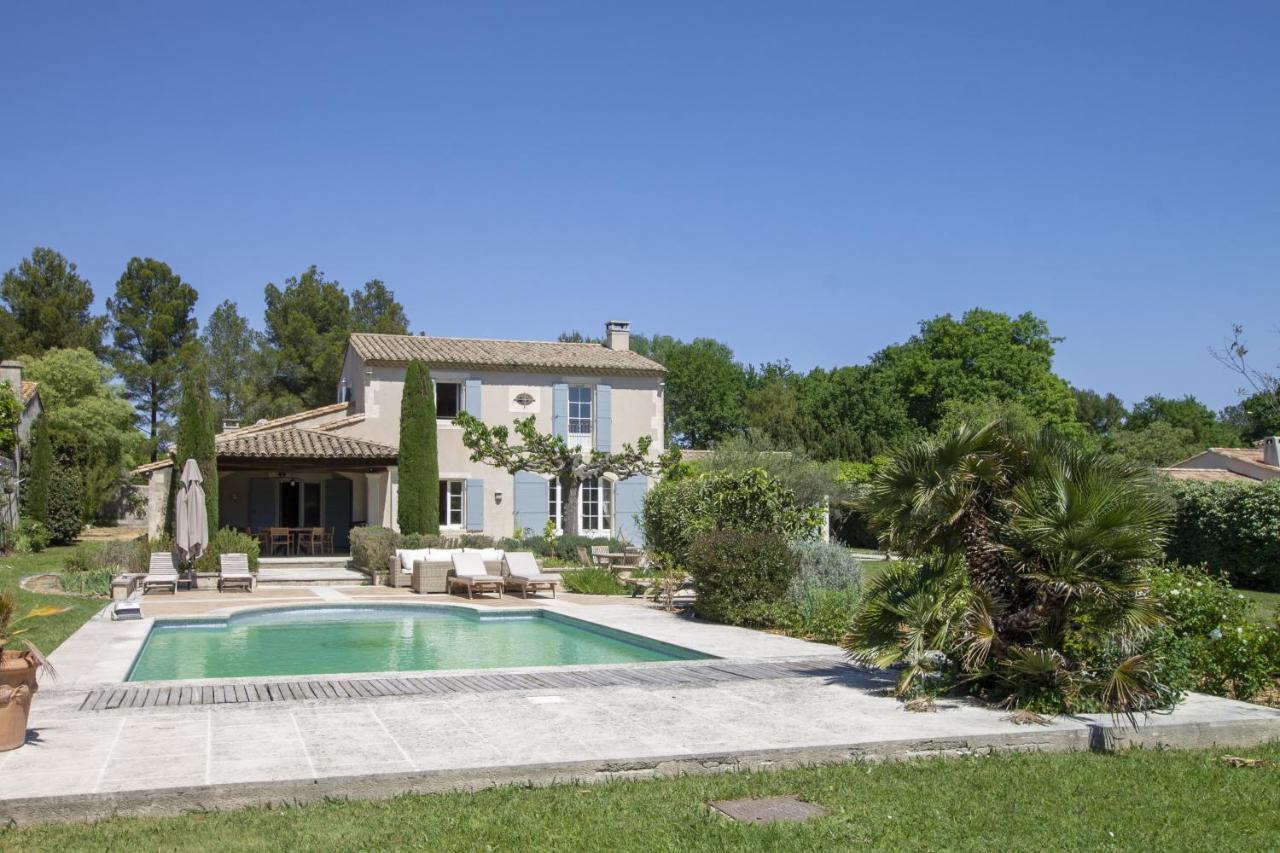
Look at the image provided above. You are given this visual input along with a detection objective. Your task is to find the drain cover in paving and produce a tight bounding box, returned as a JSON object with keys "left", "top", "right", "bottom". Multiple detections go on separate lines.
{"left": 710, "top": 796, "right": 828, "bottom": 824}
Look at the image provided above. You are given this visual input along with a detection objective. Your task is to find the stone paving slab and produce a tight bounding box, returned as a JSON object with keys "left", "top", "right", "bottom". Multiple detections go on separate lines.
{"left": 3, "top": 662, "right": 1279, "bottom": 825}
{"left": 6, "top": 590, "right": 1278, "bottom": 826}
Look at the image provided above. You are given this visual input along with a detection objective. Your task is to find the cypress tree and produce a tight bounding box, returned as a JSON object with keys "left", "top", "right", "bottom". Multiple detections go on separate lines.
{"left": 397, "top": 360, "right": 439, "bottom": 535}
{"left": 24, "top": 414, "right": 52, "bottom": 523}
{"left": 174, "top": 354, "right": 218, "bottom": 534}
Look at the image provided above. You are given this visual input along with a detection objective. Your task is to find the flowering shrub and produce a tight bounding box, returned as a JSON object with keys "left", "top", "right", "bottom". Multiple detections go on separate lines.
{"left": 1143, "top": 563, "right": 1280, "bottom": 701}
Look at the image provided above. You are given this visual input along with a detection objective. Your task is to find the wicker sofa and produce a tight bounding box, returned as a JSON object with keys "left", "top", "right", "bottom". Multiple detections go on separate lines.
{"left": 387, "top": 548, "right": 506, "bottom": 594}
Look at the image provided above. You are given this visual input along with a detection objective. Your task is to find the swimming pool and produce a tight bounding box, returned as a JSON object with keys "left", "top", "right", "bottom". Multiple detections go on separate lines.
{"left": 126, "top": 605, "right": 710, "bottom": 681}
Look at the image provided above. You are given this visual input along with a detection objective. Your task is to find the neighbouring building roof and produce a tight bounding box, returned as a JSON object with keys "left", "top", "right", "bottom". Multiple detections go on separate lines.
{"left": 217, "top": 427, "right": 397, "bottom": 461}
{"left": 1156, "top": 467, "right": 1257, "bottom": 482}
{"left": 219, "top": 402, "right": 350, "bottom": 440}
{"left": 20, "top": 380, "right": 38, "bottom": 406}
{"left": 1205, "top": 446, "right": 1280, "bottom": 472}
{"left": 1161, "top": 444, "right": 1280, "bottom": 483}
{"left": 348, "top": 332, "right": 666, "bottom": 377}
{"left": 314, "top": 414, "right": 366, "bottom": 432}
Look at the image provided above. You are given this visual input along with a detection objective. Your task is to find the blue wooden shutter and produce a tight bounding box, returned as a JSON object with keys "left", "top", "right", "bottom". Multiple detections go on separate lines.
{"left": 512, "top": 471, "right": 550, "bottom": 537}
{"left": 464, "top": 378, "right": 482, "bottom": 419}
{"left": 613, "top": 475, "right": 648, "bottom": 545}
{"left": 248, "top": 478, "right": 277, "bottom": 529}
{"left": 324, "top": 477, "right": 353, "bottom": 551}
{"left": 465, "top": 478, "right": 484, "bottom": 531}
{"left": 551, "top": 383, "right": 569, "bottom": 438}
{"left": 594, "top": 384, "right": 612, "bottom": 452}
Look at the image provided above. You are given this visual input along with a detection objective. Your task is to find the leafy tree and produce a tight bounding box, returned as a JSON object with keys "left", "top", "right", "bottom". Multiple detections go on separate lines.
{"left": 1105, "top": 420, "right": 1202, "bottom": 468}
{"left": 107, "top": 257, "right": 199, "bottom": 457}
{"left": 201, "top": 300, "right": 267, "bottom": 425}
{"left": 351, "top": 280, "right": 409, "bottom": 335}
{"left": 1125, "top": 394, "right": 1240, "bottom": 448}
{"left": 851, "top": 422, "right": 1173, "bottom": 714}
{"left": 743, "top": 361, "right": 804, "bottom": 450}
{"left": 0, "top": 247, "right": 106, "bottom": 357}
{"left": 397, "top": 361, "right": 439, "bottom": 535}
{"left": 173, "top": 352, "right": 218, "bottom": 534}
{"left": 45, "top": 465, "right": 84, "bottom": 544}
{"left": 24, "top": 348, "right": 143, "bottom": 522}
{"left": 794, "top": 365, "right": 922, "bottom": 461}
{"left": 1073, "top": 387, "right": 1127, "bottom": 435}
{"left": 1213, "top": 323, "right": 1280, "bottom": 431}
{"left": 642, "top": 335, "right": 746, "bottom": 447}
{"left": 262, "top": 266, "right": 351, "bottom": 410}
{"left": 1220, "top": 391, "right": 1280, "bottom": 443}
{"left": 456, "top": 412, "right": 670, "bottom": 537}
{"left": 0, "top": 384, "right": 18, "bottom": 460}
{"left": 875, "top": 309, "right": 1076, "bottom": 432}
{"left": 23, "top": 414, "right": 52, "bottom": 524}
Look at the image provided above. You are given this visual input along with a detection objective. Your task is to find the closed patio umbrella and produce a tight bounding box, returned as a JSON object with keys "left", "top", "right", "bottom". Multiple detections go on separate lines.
{"left": 175, "top": 458, "right": 209, "bottom": 565}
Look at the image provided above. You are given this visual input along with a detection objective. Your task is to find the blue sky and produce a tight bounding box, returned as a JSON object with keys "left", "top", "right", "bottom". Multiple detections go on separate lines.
{"left": 2, "top": 2, "right": 1277, "bottom": 410}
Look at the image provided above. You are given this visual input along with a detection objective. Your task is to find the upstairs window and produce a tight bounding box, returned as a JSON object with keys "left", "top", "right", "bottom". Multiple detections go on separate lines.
{"left": 568, "top": 386, "right": 592, "bottom": 437}
{"left": 436, "top": 382, "right": 461, "bottom": 419}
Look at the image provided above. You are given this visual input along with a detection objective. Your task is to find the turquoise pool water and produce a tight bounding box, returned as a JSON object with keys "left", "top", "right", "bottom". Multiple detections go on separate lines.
{"left": 126, "top": 605, "right": 708, "bottom": 681}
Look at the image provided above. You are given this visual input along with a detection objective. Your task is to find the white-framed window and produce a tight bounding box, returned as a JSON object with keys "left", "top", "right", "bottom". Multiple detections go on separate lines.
{"left": 439, "top": 480, "right": 464, "bottom": 528}
{"left": 436, "top": 382, "right": 462, "bottom": 419}
{"left": 568, "top": 386, "right": 592, "bottom": 439}
{"left": 580, "top": 477, "right": 612, "bottom": 534}
{"left": 547, "top": 477, "right": 612, "bottom": 534}
{"left": 549, "top": 477, "right": 562, "bottom": 531}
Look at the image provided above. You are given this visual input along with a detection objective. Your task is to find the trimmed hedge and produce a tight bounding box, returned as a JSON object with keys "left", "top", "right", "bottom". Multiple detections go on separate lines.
{"left": 687, "top": 529, "right": 798, "bottom": 626}
{"left": 642, "top": 468, "right": 822, "bottom": 569}
{"left": 1165, "top": 480, "right": 1280, "bottom": 591}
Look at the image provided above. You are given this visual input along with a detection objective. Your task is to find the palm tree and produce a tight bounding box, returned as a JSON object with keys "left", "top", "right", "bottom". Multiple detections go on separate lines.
{"left": 848, "top": 421, "right": 1174, "bottom": 714}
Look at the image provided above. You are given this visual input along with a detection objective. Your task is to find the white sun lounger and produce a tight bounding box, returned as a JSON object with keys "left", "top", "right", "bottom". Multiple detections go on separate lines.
{"left": 218, "top": 553, "right": 255, "bottom": 592}
{"left": 503, "top": 552, "right": 559, "bottom": 599}
{"left": 142, "top": 552, "right": 179, "bottom": 595}
{"left": 448, "top": 552, "right": 504, "bottom": 599}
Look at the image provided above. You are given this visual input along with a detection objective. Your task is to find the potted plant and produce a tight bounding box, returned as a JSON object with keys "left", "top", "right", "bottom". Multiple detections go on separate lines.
{"left": 0, "top": 591, "right": 68, "bottom": 751}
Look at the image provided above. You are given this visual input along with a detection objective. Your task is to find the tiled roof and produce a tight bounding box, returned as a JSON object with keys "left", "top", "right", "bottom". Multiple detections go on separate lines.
{"left": 218, "top": 427, "right": 397, "bottom": 460}
{"left": 348, "top": 333, "right": 666, "bottom": 376}
{"left": 1156, "top": 467, "right": 1257, "bottom": 482}
{"left": 131, "top": 406, "right": 385, "bottom": 475}
{"left": 20, "top": 380, "right": 38, "bottom": 405}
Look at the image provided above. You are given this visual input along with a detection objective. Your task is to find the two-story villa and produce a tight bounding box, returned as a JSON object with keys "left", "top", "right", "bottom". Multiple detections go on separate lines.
{"left": 134, "top": 321, "right": 665, "bottom": 548}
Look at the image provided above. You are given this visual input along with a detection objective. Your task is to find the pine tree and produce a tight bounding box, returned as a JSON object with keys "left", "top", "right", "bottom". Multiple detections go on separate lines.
{"left": 24, "top": 414, "right": 52, "bottom": 523}
{"left": 397, "top": 360, "right": 439, "bottom": 535}
{"left": 173, "top": 352, "right": 218, "bottom": 534}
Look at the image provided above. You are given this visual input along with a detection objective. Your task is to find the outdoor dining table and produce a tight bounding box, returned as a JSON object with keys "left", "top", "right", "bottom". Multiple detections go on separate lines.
{"left": 256, "top": 528, "right": 331, "bottom": 557}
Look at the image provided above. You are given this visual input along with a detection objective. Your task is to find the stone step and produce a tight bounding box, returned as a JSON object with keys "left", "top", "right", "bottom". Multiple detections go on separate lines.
{"left": 256, "top": 567, "right": 370, "bottom": 587}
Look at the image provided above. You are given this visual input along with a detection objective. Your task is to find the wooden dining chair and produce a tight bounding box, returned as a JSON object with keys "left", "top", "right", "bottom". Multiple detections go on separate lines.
{"left": 296, "top": 528, "right": 322, "bottom": 557}
{"left": 268, "top": 527, "right": 292, "bottom": 557}
{"left": 322, "top": 528, "right": 335, "bottom": 555}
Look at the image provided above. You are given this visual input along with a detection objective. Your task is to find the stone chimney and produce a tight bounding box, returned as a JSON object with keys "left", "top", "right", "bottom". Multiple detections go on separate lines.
{"left": 605, "top": 320, "right": 631, "bottom": 351}
{"left": 0, "top": 361, "right": 21, "bottom": 404}
{"left": 1263, "top": 436, "right": 1280, "bottom": 468}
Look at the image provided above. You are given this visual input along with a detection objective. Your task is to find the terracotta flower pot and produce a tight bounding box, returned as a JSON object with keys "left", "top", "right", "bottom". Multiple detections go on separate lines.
{"left": 0, "top": 650, "right": 39, "bottom": 751}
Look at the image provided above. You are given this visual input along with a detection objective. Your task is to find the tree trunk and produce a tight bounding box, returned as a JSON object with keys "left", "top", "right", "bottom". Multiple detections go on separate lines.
{"left": 562, "top": 475, "right": 580, "bottom": 538}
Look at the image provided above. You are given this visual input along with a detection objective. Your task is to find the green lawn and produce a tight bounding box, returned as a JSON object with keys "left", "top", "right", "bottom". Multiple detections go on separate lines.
{"left": 1240, "top": 588, "right": 1280, "bottom": 624}
{"left": 3, "top": 745, "right": 1278, "bottom": 850}
{"left": 0, "top": 546, "right": 104, "bottom": 655}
